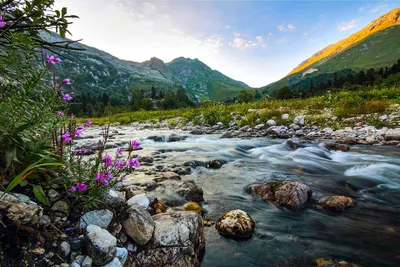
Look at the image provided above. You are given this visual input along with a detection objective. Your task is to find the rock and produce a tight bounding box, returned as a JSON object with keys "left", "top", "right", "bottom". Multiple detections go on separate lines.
{"left": 80, "top": 209, "right": 114, "bottom": 229}
{"left": 221, "top": 131, "right": 234, "bottom": 138}
{"left": 190, "top": 128, "right": 204, "bottom": 135}
{"left": 59, "top": 241, "right": 70, "bottom": 258}
{"left": 254, "top": 124, "right": 265, "bottom": 130}
{"left": 321, "top": 143, "right": 350, "bottom": 152}
{"left": 85, "top": 225, "right": 116, "bottom": 265}
{"left": 103, "top": 190, "right": 125, "bottom": 207}
{"left": 317, "top": 196, "right": 357, "bottom": 212}
{"left": 74, "top": 255, "right": 86, "bottom": 265}
{"left": 47, "top": 189, "right": 60, "bottom": 202}
{"left": 365, "top": 135, "right": 375, "bottom": 144}
{"left": 385, "top": 128, "right": 400, "bottom": 141}
{"left": 215, "top": 209, "right": 255, "bottom": 239}
{"left": 61, "top": 263, "right": 70, "bottom": 267}
{"left": 82, "top": 256, "right": 93, "bottom": 267}
{"left": 122, "top": 205, "right": 155, "bottom": 245}
{"left": 154, "top": 199, "right": 168, "bottom": 214}
{"left": 138, "top": 156, "right": 154, "bottom": 163}
{"left": 184, "top": 202, "right": 202, "bottom": 215}
{"left": 115, "top": 247, "right": 128, "bottom": 266}
{"left": 178, "top": 180, "right": 204, "bottom": 202}
{"left": 248, "top": 181, "right": 312, "bottom": 210}
{"left": 51, "top": 200, "right": 70, "bottom": 216}
{"left": 127, "top": 194, "right": 150, "bottom": 209}
{"left": 0, "top": 191, "right": 43, "bottom": 226}
{"left": 101, "top": 257, "right": 121, "bottom": 267}
{"left": 344, "top": 136, "right": 356, "bottom": 145}
{"left": 293, "top": 116, "right": 305, "bottom": 126}
{"left": 281, "top": 113, "right": 289, "bottom": 120}
{"left": 313, "top": 258, "right": 361, "bottom": 267}
{"left": 168, "top": 133, "right": 181, "bottom": 142}
{"left": 184, "top": 159, "right": 226, "bottom": 169}
{"left": 121, "top": 185, "right": 145, "bottom": 200}
{"left": 239, "top": 125, "right": 250, "bottom": 132}
{"left": 289, "top": 123, "right": 301, "bottom": 130}
{"left": 379, "top": 114, "right": 388, "bottom": 121}
{"left": 156, "top": 171, "right": 181, "bottom": 180}
{"left": 266, "top": 119, "right": 276, "bottom": 127}
{"left": 133, "top": 211, "right": 204, "bottom": 267}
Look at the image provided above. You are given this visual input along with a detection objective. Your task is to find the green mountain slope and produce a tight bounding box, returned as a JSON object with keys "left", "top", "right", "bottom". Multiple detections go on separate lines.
{"left": 262, "top": 8, "right": 400, "bottom": 94}
{"left": 45, "top": 33, "right": 249, "bottom": 103}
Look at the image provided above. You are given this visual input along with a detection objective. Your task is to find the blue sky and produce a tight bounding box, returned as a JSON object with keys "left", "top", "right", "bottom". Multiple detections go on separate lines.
{"left": 55, "top": 0, "right": 398, "bottom": 87}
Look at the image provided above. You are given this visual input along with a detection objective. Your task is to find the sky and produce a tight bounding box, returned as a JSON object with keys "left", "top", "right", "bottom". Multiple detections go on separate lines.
{"left": 54, "top": 0, "right": 398, "bottom": 87}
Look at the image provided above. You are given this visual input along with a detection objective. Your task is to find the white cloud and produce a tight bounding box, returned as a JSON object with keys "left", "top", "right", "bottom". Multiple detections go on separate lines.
{"left": 268, "top": 32, "right": 272, "bottom": 36}
{"left": 337, "top": 19, "right": 357, "bottom": 32}
{"left": 225, "top": 25, "right": 232, "bottom": 29}
{"left": 228, "top": 33, "right": 264, "bottom": 50}
{"left": 304, "top": 32, "right": 308, "bottom": 36}
{"left": 287, "top": 24, "right": 296, "bottom": 31}
{"left": 276, "top": 37, "right": 288, "bottom": 44}
{"left": 277, "top": 23, "right": 296, "bottom": 32}
{"left": 370, "top": 4, "right": 388, "bottom": 13}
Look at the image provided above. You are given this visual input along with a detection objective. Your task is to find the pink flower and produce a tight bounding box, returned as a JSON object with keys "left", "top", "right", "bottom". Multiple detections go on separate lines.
{"left": 131, "top": 140, "right": 141, "bottom": 149}
{"left": 117, "top": 147, "right": 123, "bottom": 156}
{"left": 61, "top": 131, "right": 72, "bottom": 143}
{"left": 57, "top": 111, "right": 64, "bottom": 117}
{"left": 69, "top": 186, "right": 76, "bottom": 192}
{"left": 46, "top": 55, "right": 61, "bottom": 65}
{"left": 0, "top": 15, "right": 6, "bottom": 28}
{"left": 86, "top": 120, "right": 92, "bottom": 127}
{"left": 102, "top": 155, "right": 113, "bottom": 167}
{"left": 70, "top": 113, "right": 75, "bottom": 119}
{"left": 62, "top": 93, "right": 73, "bottom": 101}
{"left": 115, "top": 160, "right": 125, "bottom": 169}
{"left": 127, "top": 159, "right": 140, "bottom": 168}
{"left": 75, "top": 182, "right": 87, "bottom": 191}
{"left": 77, "top": 125, "right": 85, "bottom": 131}
{"left": 62, "top": 78, "right": 71, "bottom": 85}
{"left": 96, "top": 172, "right": 108, "bottom": 185}
{"left": 74, "top": 129, "right": 82, "bottom": 137}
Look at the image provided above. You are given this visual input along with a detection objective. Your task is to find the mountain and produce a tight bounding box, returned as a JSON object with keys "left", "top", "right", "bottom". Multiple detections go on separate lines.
{"left": 45, "top": 33, "right": 249, "bottom": 103}
{"left": 262, "top": 8, "right": 400, "bottom": 94}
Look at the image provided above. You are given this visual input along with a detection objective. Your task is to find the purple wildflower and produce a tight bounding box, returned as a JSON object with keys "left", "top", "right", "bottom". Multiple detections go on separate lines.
{"left": 65, "top": 227, "right": 74, "bottom": 231}
{"left": 69, "top": 186, "right": 76, "bottom": 192}
{"left": 0, "top": 15, "right": 6, "bottom": 28}
{"left": 117, "top": 147, "right": 123, "bottom": 156}
{"left": 86, "top": 120, "right": 92, "bottom": 127}
{"left": 74, "top": 129, "right": 82, "bottom": 137}
{"left": 62, "top": 78, "right": 71, "bottom": 85}
{"left": 46, "top": 55, "right": 61, "bottom": 65}
{"left": 131, "top": 140, "right": 141, "bottom": 149}
{"left": 102, "top": 155, "right": 113, "bottom": 167}
{"left": 106, "top": 170, "right": 113, "bottom": 179}
{"left": 62, "top": 93, "right": 73, "bottom": 101}
{"left": 96, "top": 172, "right": 108, "bottom": 185}
{"left": 70, "top": 113, "right": 75, "bottom": 119}
{"left": 127, "top": 159, "right": 140, "bottom": 168}
{"left": 75, "top": 182, "right": 87, "bottom": 191}
{"left": 61, "top": 131, "right": 72, "bottom": 143}
{"left": 115, "top": 160, "right": 125, "bottom": 169}
{"left": 57, "top": 111, "right": 64, "bottom": 117}
{"left": 77, "top": 125, "right": 85, "bottom": 131}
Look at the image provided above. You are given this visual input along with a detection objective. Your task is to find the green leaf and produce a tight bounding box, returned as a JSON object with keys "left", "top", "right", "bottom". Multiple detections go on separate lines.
{"left": 20, "top": 180, "right": 28, "bottom": 187}
{"left": 61, "top": 7, "right": 67, "bottom": 17}
{"left": 32, "top": 185, "right": 50, "bottom": 206}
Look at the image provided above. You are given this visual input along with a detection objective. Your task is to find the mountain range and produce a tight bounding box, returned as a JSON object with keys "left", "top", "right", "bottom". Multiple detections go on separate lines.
{"left": 262, "top": 8, "right": 400, "bottom": 94}
{"left": 50, "top": 8, "right": 400, "bottom": 102}
{"left": 47, "top": 33, "right": 249, "bottom": 103}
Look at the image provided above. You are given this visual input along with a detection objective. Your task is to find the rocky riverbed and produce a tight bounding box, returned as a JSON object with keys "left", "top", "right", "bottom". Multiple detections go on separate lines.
{"left": 1, "top": 119, "right": 400, "bottom": 266}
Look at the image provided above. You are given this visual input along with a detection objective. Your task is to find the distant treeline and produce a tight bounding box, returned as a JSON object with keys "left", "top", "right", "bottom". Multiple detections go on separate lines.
{"left": 272, "top": 59, "right": 400, "bottom": 99}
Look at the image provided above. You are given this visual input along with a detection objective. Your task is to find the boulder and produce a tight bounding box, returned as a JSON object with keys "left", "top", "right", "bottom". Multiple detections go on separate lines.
{"left": 103, "top": 190, "right": 126, "bottom": 207}
{"left": 127, "top": 194, "right": 150, "bottom": 209}
{"left": 289, "top": 123, "right": 301, "bottom": 130}
{"left": 293, "top": 116, "right": 305, "bottom": 126}
{"left": 266, "top": 119, "right": 276, "bottom": 127}
{"left": 248, "top": 181, "right": 312, "bottom": 210}
{"left": 281, "top": 113, "right": 290, "bottom": 120}
{"left": 122, "top": 205, "right": 155, "bottom": 245}
{"left": 80, "top": 209, "right": 114, "bottom": 229}
{"left": 385, "top": 128, "right": 400, "bottom": 141}
{"left": 254, "top": 124, "right": 265, "bottom": 130}
{"left": 178, "top": 180, "right": 204, "bottom": 202}
{"left": 321, "top": 143, "right": 350, "bottom": 152}
{"left": 168, "top": 133, "right": 181, "bottom": 142}
{"left": 0, "top": 192, "right": 43, "bottom": 226}
{"left": 215, "top": 209, "right": 255, "bottom": 239}
{"left": 133, "top": 211, "right": 204, "bottom": 267}
{"left": 115, "top": 247, "right": 128, "bottom": 266}
{"left": 156, "top": 171, "right": 181, "bottom": 181}
{"left": 85, "top": 225, "right": 116, "bottom": 265}
{"left": 221, "top": 131, "right": 234, "bottom": 139}
{"left": 316, "top": 196, "right": 357, "bottom": 212}
{"left": 190, "top": 128, "right": 204, "bottom": 135}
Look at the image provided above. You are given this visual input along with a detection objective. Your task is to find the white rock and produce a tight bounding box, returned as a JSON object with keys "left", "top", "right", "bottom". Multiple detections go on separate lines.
{"left": 281, "top": 113, "right": 289, "bottom": 120}
{"left": 127, "top": 194, "right": 150, "bottom": 209}
{"left": 266, "top": 119, "right": 276, "bottom": 127}
{"left": 122, "top": 205, "right": 155, "bottom": 245}
{"left": 85, "top": 225, "right": 116, "bottom": 265}
{"left": 115, "top": 247, "right": 128, "bottom": 266}
{"left": 60, "top": 241, "right": 70, "bottom": 257}
{"left": 82, "top": 256, "right": 93, "bottom": 267}
{"left": 293, "top": 116, "right": 305, "bottom": 126}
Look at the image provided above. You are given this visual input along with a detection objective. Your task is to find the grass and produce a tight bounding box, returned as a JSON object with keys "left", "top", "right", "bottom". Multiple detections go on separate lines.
{"left": 78, "top": 86, "right": 400, "bottom": 128}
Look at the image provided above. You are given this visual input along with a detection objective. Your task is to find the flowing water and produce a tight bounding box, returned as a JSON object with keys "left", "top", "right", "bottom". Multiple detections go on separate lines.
{"left": 81, "top": 128, "right": 400, "bottom": 267}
